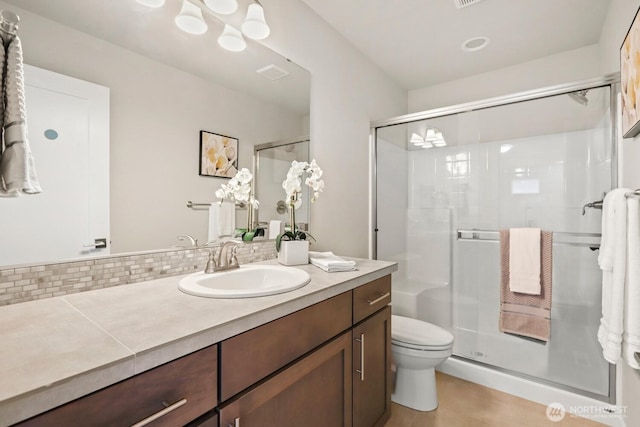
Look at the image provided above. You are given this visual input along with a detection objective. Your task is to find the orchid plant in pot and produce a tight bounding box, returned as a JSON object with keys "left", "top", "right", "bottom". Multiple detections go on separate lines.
{"left": 215, "top": 168, "right": 259, "bottom": 241}
{"left": 276, "top": 160, "right": 324, "bottom": 265}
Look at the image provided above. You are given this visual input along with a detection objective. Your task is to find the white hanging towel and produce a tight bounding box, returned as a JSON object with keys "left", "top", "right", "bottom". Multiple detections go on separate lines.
{"left": 598, "top": 188, "right": 629, "bottom": 364}
{"left": 0, "top": 35, "right": 40, "bottom": 196}
{"left": 508, "top": 228, "right": 541, "bottom": 295}
{"left": 624, "top": 195, "right": 640, "bottom": 368}
{"left": 208, "top": 203, "right": 220, "bottom": 242}
{"left": 268, "top": 220, "right": 282, "bottom": 239}
{"left": 218, "top": 201, "right": 235, "bottom": 237}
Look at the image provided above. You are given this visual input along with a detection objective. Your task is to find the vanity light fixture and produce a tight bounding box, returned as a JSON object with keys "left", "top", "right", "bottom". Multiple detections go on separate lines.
{"left": 218, "top": 24, "right": 247, "bottom": 52}
{"left": 410, "top": 132, "right": 424, "bottom": 144}
{"left": 241, "top": 0, "right": 270, "bottom": 40}
{"left": 136, "top": 0, "right": 166, "bottom": 7}
{"left": 432, "top": 131, "right": 447, "bottom": 147}
{"left": 424, "top": 127, "right": 437, "bottom": 142}
{"left": 204, "top": 0, "right": 238, "bottom": 15}
{"left": 175, "top": 0, "right": 208, "bottom": 35}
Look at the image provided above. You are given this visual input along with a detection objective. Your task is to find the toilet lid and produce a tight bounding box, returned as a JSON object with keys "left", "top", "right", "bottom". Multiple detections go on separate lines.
{"left": 392, "top": 315, "right": 454, "bottom": 347}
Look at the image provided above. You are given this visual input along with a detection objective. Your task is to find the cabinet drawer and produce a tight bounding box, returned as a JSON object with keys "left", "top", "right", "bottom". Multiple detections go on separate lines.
{"left": 220, "top": 291, "right": 352, "bottom": 401}
{"left": 16, "top": 344, "right": 218, "bottom": 427}
{"left": 353, "top": 275, "right": 391, "bottom": 324}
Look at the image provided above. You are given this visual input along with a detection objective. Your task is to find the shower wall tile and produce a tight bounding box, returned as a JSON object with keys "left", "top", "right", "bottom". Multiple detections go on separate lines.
{"left": 0, "top": 241, "right": 278, "bottom": 306}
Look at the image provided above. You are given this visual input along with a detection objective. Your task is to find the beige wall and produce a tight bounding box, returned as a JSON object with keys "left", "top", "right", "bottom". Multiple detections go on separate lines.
{"left": 260, "top": 0, "right": 408, "bottom": 258}
{"left": 408, "top": 44, "right": 601, "bottom": 112}
{"left": 9, "top": 2, "right": 305, "bottom": 253}
{"left": 600, "top": 0, "right": 640, "bottom": 425}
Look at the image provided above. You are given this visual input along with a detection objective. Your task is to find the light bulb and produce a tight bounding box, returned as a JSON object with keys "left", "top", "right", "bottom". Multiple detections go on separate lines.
{"left": 241, "top": 2, "right": 270, "bottom": 40}
{"left": 175, "top": 0, "right": 208, "bottom": 35}
{"left": 218, "top": 25, "right": 246, "bottom": 52}
{"left": 204, "top": 0, "right": 238, "bottom": 15}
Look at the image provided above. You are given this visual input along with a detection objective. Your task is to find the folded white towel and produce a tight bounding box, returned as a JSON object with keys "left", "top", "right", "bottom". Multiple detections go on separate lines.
{"left": 598, "top": 188, "right": 630, "bottom": 364}
{"left": 624, "top": 195, "right": 640, "bottom": 368}
{"left": 508, "top": 228, "right": 541, "bottom": 295}
{"left": 309, "top": 251, "right": 356, "bottom": 272}
{"left": 218, "top": 201, "right": 235, "bottom": 237}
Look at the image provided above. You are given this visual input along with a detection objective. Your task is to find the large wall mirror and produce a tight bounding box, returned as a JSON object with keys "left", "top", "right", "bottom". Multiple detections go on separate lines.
{"left": 0, "top": 0, "right": 310, "bottom": 268}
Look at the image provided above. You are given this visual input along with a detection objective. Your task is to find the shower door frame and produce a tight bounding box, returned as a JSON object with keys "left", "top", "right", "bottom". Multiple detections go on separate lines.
{"left": 370, "top": 73, "right": 621, "bottom": 403}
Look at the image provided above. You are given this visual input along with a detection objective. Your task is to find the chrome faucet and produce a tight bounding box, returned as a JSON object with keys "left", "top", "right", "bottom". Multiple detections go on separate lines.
{"left": 216, "top": 241, "right": 240, "bottom": 272}
{"left": 201, "top": 240, "right": 240, "bottom": 274}
{"left": 176, "top": 234, "right": 198, "bottom": 247}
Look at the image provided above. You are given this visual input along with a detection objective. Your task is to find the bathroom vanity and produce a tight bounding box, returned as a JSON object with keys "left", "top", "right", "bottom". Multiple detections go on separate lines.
{"left": 0, "top": 258, "right": 395, "bottom": 427}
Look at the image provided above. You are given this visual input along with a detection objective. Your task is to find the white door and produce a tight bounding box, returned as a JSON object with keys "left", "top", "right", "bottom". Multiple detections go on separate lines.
{"left": 0, "top": 65, "right": 109, "bottom": 266}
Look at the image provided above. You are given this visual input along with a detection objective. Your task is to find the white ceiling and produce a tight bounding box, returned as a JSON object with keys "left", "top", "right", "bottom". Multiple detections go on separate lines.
{"left": 302, "top": 0, "right": 612, "bottom": 90}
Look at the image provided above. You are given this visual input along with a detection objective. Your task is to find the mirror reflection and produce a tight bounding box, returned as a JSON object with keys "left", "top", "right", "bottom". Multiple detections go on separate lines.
{"left": 0, "top": 0, "right": 310, "bottom": 268}
{"left": 254, "top": 138, "right": 310, "bottom": 239}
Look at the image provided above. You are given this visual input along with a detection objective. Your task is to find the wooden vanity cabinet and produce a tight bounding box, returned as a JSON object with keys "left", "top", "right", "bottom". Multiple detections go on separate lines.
{"left": 15, "top": 344, "right": 218, "bottom": 427}
{"left": 219, "top": 274, "right": 392, "bottom": 427}
{"left": 12, "top": 274, "right": 392, "bottom": 427}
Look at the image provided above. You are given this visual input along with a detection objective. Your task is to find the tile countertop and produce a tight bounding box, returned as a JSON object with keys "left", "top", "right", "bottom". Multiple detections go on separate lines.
{"left": 0, "top": 257, "right": 396, "bottom": 426}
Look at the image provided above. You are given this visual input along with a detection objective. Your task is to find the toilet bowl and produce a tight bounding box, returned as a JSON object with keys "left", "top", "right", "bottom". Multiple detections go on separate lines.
{"left": 391, "top": 314, "right": 454, "bottom": 411}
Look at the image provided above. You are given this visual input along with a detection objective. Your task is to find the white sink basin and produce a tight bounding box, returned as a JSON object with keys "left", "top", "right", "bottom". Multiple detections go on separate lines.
{"left": 178, "top": 265, "right": 311, "bottom": 298}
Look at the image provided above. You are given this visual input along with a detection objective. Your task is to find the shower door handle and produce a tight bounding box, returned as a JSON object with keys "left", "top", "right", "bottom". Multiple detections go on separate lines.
{"left": 355, "top": 333, "right": 365, "bottom": 381}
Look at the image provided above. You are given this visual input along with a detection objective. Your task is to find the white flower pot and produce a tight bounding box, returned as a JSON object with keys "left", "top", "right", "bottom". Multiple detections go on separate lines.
{"left": 278, "top": 240, "right": 309, "bottom": 266}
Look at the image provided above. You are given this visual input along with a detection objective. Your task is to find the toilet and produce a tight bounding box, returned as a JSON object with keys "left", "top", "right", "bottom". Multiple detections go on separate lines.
{"left": 391, "top": 314, "right": 454, "bottom": 411}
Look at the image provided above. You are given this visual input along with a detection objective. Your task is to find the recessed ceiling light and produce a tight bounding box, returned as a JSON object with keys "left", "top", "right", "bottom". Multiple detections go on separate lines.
{"left": 461, "top": 36, "right": 490, "bottom": 52}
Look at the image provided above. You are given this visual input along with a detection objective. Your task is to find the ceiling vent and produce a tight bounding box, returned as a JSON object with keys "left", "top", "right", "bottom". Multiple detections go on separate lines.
{"left": 452, "top": 0, "right": 484, "bottom": 9}
{"left": 256, "top": 64, "right": 290, "bottom": 81}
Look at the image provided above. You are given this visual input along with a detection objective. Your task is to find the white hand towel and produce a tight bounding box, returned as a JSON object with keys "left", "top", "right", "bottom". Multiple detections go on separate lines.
{"left": 624, "top": 196, "right": 640, "bottom": 368}
{"left": 208, "top": 203, "right": 219, "bottom": 242}
{"left": 309, "top": 251, "right": 356, "bottom": 272}
{"left": 508, "top": 228, "right": 541, "bottom": 295}
{"left": 598, "top": 188, "right": 630, "bottom": 364}
{"left": 598, "top": 190, "right": 620, "bottom": 272}
{"left": 268, "top": 220, "right": 282, "bottom": 239}
{"left": 218, "top": 201, "right": 235, "bottom": 237}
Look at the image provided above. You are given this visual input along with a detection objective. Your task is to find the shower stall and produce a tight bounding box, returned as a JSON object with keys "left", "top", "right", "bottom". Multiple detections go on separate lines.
{"left": 372, "top": 75, "right": 619, "bottom": 404}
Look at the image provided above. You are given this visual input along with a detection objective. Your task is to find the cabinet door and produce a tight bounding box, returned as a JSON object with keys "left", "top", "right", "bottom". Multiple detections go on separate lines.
{"left": 219, "top": 332, "right": 352, "bottom": 427}
{"left": 353, "top": 306, "right": 392, "bottom": 427}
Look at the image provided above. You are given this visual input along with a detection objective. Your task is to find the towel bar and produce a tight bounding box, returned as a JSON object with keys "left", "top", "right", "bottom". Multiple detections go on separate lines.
{"left": 187, "top": 200, "right": 246, "bottom": 210}
{"left": 456, "top": 229, "right": 601, "bottom": 249}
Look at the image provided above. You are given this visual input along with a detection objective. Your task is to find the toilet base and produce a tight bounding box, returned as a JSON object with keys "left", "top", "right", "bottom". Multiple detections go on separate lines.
{"left": 391, "top": 366, "right": 438, "bottom": 411}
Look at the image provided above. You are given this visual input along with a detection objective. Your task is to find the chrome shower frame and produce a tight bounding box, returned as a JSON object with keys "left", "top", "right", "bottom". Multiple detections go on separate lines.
{"left": 369, "top": 73, "right": 621, "bottom": 403}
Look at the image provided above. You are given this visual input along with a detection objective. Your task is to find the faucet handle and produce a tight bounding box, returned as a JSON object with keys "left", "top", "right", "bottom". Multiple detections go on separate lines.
{"left": 204, "top": 252, "right": 217, "bottom": 273}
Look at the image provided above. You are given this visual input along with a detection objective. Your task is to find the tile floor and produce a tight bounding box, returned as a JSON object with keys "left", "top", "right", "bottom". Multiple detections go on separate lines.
{"left": 384, "top": 372, "right": 607, "bottom": 427}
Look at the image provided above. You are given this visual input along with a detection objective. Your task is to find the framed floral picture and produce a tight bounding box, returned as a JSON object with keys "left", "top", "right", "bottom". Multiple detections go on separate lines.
{"left": 621, "top": 5, "right": 640, "bottom": 138}
{"left": 199, "top": 131, "right": 238, "bottom": 178}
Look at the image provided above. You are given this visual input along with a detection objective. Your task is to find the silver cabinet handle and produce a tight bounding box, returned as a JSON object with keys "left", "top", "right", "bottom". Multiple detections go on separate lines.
{"left": 130, "top": 398, "right": 187, "bottom": 427}
{"left": 228, "top": 418, "right": 240, "bottom": 427}
{"left": 367, "top": 292, "right": 390, "bottom": 306}
{"left": 355, "top": 333, "right": 365, "bottom": 381}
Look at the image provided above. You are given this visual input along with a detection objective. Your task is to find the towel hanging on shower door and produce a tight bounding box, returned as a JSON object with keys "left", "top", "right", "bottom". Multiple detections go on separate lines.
{"left": 499, "top": 229, "right": 553, "bottom": 342}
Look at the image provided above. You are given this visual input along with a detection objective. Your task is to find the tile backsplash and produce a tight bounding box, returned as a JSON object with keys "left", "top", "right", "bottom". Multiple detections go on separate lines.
{"left": 0, "top": 241, "right": 277, "bottom": 306}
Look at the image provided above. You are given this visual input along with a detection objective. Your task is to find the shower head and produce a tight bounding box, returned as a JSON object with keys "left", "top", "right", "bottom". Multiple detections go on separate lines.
{"left": 568, "top": 89, "right": 589, "bottom": 106}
